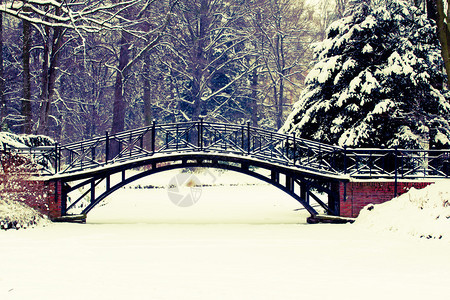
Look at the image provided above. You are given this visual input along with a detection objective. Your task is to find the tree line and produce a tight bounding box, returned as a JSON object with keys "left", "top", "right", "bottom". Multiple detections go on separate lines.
{"left": 1, "top": 0, "right": 448, "bottom": 148}
{"left": 0, "top": 0, "right": 342, "bottom": 144}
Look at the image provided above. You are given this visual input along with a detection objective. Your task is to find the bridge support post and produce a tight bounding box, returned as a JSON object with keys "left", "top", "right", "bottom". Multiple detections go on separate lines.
{"left": 285, "top": 176, "right": 294, "bottom": 193}
{"left": 151, "top": 120, "right": 156, "bottom": 153}
{"left": 49, "top": 180, "right": 65, "bottom": 218}
{"left": 60, "top": 182, "right": 67, "bottom": 217}
{"left": 54, "top": 143, "right": 59, "bottom": 173}
{"left": 271, "top": 170, "right": 279, "bottom": 183}
{"left": 300, "top": 182, "right": 307, "bottom": 204}
{"left": 106, "top": 175, "right": 110, "bottom": 190}
{"left": 328, "top": 182, "right": 340, "bottom": 216}
{"left": 247, "top": 121, "right": 251, "bottom": 154}
{"left": 90, "top": 179, "right": 95, "bottom": 206}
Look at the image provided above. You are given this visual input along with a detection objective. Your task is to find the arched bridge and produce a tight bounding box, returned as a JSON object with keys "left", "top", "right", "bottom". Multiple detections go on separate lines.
{"left": 5, "top": 120, "right": 450, "bottom": 218}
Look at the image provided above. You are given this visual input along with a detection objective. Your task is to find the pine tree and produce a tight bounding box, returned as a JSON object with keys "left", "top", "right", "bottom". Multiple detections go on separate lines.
{"left": 280, "top": 0, "right": 450, "bottom": 149}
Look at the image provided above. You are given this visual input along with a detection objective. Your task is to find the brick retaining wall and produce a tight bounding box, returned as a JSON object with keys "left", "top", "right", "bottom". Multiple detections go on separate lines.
{"left": 44, "top": 181, "right": 62, "bottom": 219}
{"left": 338, "top": 181, "right": 433, "bottom": 218}
{"left": 0, "top": 176, "right": 62, "bottom": 220}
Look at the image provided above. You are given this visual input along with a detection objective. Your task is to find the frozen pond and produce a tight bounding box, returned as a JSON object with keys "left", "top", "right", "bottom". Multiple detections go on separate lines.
{"left": 1, "top": 170, "right": 450, "bottom": 299}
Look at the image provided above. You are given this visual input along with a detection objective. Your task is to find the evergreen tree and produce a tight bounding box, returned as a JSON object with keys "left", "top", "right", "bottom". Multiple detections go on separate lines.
{"left": 281, "top": 0, "right": 450, "bottom": 148}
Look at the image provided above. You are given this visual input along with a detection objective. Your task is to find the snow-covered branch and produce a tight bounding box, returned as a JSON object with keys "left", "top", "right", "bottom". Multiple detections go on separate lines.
{"left": 0, "top": 0, "right": 144, "bottom": 32}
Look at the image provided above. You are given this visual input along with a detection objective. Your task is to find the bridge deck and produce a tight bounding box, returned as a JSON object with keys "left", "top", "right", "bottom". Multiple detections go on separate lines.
{"left": 46, "top": 151, "right": 351, "bottom": 182}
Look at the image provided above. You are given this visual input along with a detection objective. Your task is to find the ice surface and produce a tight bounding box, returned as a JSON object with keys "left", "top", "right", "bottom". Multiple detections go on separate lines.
{"left": 1, "top": 172, "right": 450, "bottom": 299}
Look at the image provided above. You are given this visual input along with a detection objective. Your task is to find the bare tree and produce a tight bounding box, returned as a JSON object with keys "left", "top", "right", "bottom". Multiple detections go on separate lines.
{"left": 0, "top": 0, "right": 5, "bottom": 129}
{"left": 158, "top": 0, "right": 259, "bottom": 122}
{"left": 36, "top": 18, "right": 65, "bottom": 135}
{"left": 252, "top": 0, "right": 316, "bottom": 129}
{"left": 21, "top": 18, "right": 32, "bottom": 134}
{"left": 0, "top": 0, "right": 169, "bottom": 136}
{"left": 110, "top": 0, "right": 176, "bottom": 134}
{"left": 0, "top": 0, "right": 141, "bottom": 31}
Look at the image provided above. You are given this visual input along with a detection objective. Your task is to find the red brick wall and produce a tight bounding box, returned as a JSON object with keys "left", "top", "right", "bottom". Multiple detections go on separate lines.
{"left": 0, "top": 177, "right": 62, "bottom": 220}
{"left": 0, "top": 151, "right": 63, "bottom": 220}
{"left": 339, "top": 181, "right": 433, "bottom": 218}
{"left": 44, "top": 181, "right": 62, "bottom": 219}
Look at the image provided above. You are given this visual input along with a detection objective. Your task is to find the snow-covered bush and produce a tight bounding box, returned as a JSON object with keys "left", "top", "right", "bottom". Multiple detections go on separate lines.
{"left": 0, "top": 197, "right": 49, "bottom": 230}
{"left": 0, "top": 132, "right": 54, "bottom": 148}
{"left": 0, "top": 151, "right": 50, "bottom": 219}
{"left": 281, "top": 0, "right": 450, "bottom": 148}
{"left": 0, "top": 132, "right": 54, "bottom": 229}
{"left": 354, "top": 181, "right": 450, "bottom": 239}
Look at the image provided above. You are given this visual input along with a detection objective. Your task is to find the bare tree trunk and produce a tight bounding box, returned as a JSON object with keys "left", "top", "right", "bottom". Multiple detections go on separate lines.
{"left": 37, "top": 17, "right": 64, "bottom": 135}
{"left": 191, "top": 0, "right": 210, "bottom": 121}
{"left": 250, "top": 67, "right": 259, "bottom": 127}
{"left": 0, "top": 1, "right": 5, "bottom": 130}
{"left": 427, "top": 0, "right": 437, "bottom": 20}
{"left": 192, "top": 73, "right": 202, "bottom": 121}
{"left": 277, "top": 77, "right": 284, "bottom": 129}
{"left": 143, "top": 61, "right": 153, "bottom": 128}
{"left": 22, "top": 19, "right": 32, "bottom": 134}
{"left": 143, "top": 54, "right": 153, "bottom": 150}
{"left": 277, "top": 33, "right": 287, "bottom": 129}
{"left": 111, "top": 30, "right": 131, "bottom": 134}
{"left": 436, "top": 0, "right": 450, "bottom": 87}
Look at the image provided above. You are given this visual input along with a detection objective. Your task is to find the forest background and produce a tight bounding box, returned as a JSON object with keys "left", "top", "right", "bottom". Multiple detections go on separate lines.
{"left": 0, "top": 0, "right": 448, "bottom": 147}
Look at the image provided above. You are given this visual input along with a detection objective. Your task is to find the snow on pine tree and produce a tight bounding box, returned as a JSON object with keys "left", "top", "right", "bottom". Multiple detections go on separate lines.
{"left": 280, "top": 0, "right": 450, "bottom": 148}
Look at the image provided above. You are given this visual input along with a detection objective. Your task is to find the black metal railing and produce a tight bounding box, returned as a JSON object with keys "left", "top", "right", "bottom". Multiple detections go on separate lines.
{"left": 3, "top": 120, "right": 450, "bottom": 179}
{"left": 1, "top": 143, "right": 57, "bottom": 175}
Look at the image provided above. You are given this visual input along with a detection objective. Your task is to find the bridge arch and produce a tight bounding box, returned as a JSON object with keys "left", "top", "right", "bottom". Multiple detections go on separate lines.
{"left": 4, "top": 119, "right": 448, "bottom": 220}
{"left": 57, "top": 153, "right": 342, "bottom": 217}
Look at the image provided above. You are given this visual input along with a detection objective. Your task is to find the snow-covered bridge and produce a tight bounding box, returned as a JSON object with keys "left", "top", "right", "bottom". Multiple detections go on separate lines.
{"left": 4, "top": 120, "right": 450, "bottom": 220}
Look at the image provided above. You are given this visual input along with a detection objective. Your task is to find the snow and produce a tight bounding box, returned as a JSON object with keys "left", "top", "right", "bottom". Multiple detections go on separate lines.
{"left": 372, "top": 98, "right": 394, "bottom": 115}
{"left": 362, "top": 43, "right": 373, "bottom": 54}
{"left": 282, "top": 0, "right": 450, "bottom": 149}
{"left": 360, "top": 70, "right": 379, "bottom": 94}
{"left": 435, "top": 130, "right": 450, "bottom": 145}
{"left": 306, "top": 56, "right": 340, "bottom": 84}
{"left": 354, "top": 181, "right": 450, "bottom": 240}
{"left": 87, "top": 171, "right": 307, "bottom": 224}
{"left": 0, "top": 197, "right": 49, "bottom": 230}
{"left": 360, "top": 14, "right": 377, "bottom": 29}
{"left": 1, "top": 170, "right": 450, "bottom": 299}
{"left": 0, "top": 132, "right": 53, "bottom": 149}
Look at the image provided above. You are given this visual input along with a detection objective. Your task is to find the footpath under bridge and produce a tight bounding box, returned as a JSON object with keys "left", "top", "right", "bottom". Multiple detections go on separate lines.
{"left": 6, "top": 120, "right": 450, "bottom": 219}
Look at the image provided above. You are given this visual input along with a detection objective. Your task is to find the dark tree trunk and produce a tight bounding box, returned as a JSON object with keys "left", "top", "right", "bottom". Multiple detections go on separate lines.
{"left": 250, "top": 67, "right": 259, "bottom": 127}
{"left": 190, "top": 0, "right": 210, "bottom": 121}
{"left": 22, "top": 19, "right": 32, "bottom": 134}
{"left": 38, "top": 23, "right": 63, "bottom": 136}
{"left": 111, "top": 30, "right": 131, "bottom": 134}
{"left": 427, "top": 0, "right": 438, "bottom": 21}
{"left": 0, "top": 2, "right": 5, "bottom": 130}
{"left": 277, "top": 78, "right": 284, "bottom": 129}
{"left": 436, "top": 0, "right": 450, "bottom": 87}
{"left": 143, "top": 54, "right": 153, "bottom": 150}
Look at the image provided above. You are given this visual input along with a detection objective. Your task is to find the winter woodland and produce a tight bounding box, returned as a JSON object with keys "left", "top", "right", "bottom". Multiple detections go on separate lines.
{"left": 1, "top": 3, "right": 450, "bottom": 297}
{"left": 0, "top": 0, "right": 449, "bottom": 149}
{"left": 281, "top": 0, "right": 450, "bottom": 149}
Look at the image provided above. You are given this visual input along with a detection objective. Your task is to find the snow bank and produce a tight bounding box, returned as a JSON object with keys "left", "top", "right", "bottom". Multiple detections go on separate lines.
{"left": 0, "top": 197, "right": 49, "bottom": 230}
{"left": 354, "top": 181, "right": 450, "bottom": 240}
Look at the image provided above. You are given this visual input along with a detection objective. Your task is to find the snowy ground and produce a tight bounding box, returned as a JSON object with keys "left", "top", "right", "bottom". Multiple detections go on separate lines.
{"left": 1, "top": 170, "right": 450, "bottom": 300}
{"left": 0, "top": 198, "right": 49, "bottom": 230}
